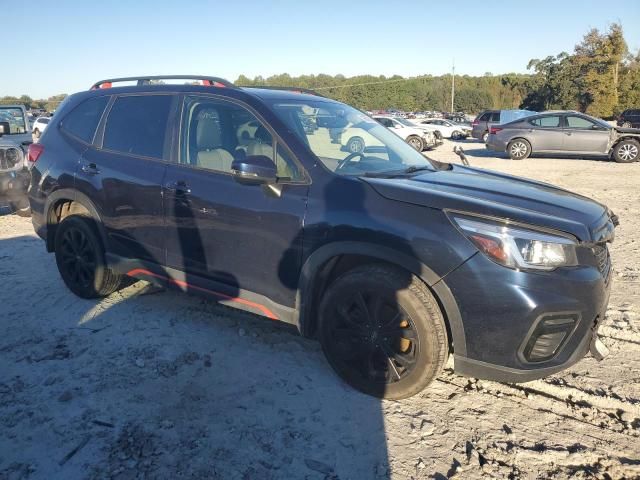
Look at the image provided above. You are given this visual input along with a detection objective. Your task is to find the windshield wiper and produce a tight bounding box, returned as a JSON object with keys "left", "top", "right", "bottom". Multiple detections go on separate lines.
{"left": 363, "top": 165, "right": 435, "bottom": 178}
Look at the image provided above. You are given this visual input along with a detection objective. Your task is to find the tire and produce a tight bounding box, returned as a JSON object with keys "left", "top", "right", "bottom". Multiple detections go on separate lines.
{"left": 346, "top": 137, "right": 365, "bottom": 154}
{"left": 54, "top": 215, "right": 124, "bottom": 298}
{"left": 507, "top": 138, "right": 532, "bottom": 160}
{"left": 612, "top": 139, "right": 639, "bottom": 163}
{"left": 481, "top": 131, "right": 489, "bottom": 143}
{"left": 33, "top": 129, "right": 40, "bottom": 139}
{"left": 318, "top": 264, "right": 448, "bottom": 399}
{"left": 406, "top": 135, "right": 424, "bottom": 151}
{"left": 451, "top": 130, "right": 462, "bottom": 140}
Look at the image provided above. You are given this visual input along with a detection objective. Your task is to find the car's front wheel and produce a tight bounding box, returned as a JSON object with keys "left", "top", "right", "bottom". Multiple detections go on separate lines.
{"left": 613, "top": 139, "right": 639, "bottom": 163}
{"left": 507, "top": 138, "right": 532, "bottom": 160}
{"left": 318, "top": 264, "right": 448, "bottom": 399}
{"left": 55, "top": 215, "right": 125, "bottom": 298}
{"left": 406, "top": 135, "right": 424, "bottom": 151}
{"left": 451, "top": 130, "right": 462, "bottom": 140}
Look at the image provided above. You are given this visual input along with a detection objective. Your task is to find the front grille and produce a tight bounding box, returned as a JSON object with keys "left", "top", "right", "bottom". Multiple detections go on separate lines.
{"left": 593, "top": 244, "right": 611, "bottom": 280}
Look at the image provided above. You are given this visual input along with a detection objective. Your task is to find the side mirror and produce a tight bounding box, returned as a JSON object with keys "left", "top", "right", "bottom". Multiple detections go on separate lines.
{"left": 0, "top": 121, "right": 9, "bottom": 137}
{"left": 231, "top": 155, "right": 277, "bottom": 185}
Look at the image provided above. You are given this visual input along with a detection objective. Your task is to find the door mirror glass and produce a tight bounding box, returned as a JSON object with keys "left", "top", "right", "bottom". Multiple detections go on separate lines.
{"left": 231, "top": 155, "right": 277, "bottom": 185}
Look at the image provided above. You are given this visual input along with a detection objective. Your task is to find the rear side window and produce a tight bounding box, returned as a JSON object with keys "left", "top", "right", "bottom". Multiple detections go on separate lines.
{"left": 490, "top": 112, "right": 500, "bottom": 122}
{"left": 530, "top": 116, "right": 561, "bottom": 127}
{"left": 103, "top": 95, "right": 172, "bottom": 159}
{"left": 479, "top": 113, "right": 491, "bottom": 121}
{"left": 61, "top": 96, "right": 109, "bottom": 143}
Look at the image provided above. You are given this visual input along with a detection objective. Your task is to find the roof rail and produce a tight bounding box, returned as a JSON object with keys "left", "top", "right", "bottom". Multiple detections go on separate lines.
{"left": 90, "top": 75, "right": 235, "bottom": 90}
{"left": 240, "top": 85, "right": 325, "bottom": 97}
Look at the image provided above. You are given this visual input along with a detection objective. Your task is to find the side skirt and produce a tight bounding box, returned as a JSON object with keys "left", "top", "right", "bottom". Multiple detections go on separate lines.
{"left": 106, "top": 254, "right": 298, "bottom": 327}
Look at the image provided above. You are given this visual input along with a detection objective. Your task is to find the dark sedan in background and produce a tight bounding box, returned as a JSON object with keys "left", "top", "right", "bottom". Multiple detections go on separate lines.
{"left": 486, "top": 111, "right": 640, "bottom": 163}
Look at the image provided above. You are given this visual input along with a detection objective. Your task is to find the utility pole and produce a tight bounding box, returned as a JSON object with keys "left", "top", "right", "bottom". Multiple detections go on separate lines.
{"left": 451, "top": 60, "right": 455, "bottom": 113}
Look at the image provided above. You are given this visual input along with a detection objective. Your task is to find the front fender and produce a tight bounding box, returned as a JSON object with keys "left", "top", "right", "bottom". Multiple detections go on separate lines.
{"left": 295, "top": 241, "right": 467, "bottom": 356}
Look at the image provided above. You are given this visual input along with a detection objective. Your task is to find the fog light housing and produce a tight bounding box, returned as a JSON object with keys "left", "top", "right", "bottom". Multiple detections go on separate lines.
{"left": 522, "top": 314, "right": 578, "bottom": 362}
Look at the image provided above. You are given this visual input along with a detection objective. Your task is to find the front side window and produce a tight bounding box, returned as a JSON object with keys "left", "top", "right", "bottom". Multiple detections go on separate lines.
{"left": 181, "top": 96, "right": 300, "bottom": 179}
{"left": 0, "top": 107, "right": 27, "bottom": 134}
{"left": 61, "top": 96, "right": 110, "bottom": 143}
{"left": 103, "top": 95, "right": 172, "bottom": 158}
{"left": 530, "top": 116, "right": 561, "bottom": 128}
{"left": 565, "top": 116, "right": 596, "bottom": 129}
{"left": 270, "top": 99, "right": 435, "bottom": 176}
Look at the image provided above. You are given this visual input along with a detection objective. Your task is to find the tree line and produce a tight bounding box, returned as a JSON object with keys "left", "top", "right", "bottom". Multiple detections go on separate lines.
{"left": 2, "top": 24, "right": 637, "bottom": 117}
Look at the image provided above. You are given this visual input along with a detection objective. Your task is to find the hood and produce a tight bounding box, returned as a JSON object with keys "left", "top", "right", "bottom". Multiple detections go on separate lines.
{"left": 362, "top": 165, "right": 614, "bottom": 242}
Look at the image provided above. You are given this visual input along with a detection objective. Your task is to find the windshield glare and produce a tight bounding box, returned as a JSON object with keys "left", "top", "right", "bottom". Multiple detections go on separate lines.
{"left": 0, "top": 107, "right": 27, "bottom": 134}
{"left": 270, "top": 100, "right": 433, "bottom": 175}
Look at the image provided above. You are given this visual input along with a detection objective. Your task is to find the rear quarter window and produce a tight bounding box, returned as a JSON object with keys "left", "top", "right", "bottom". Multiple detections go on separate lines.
{"left": 61, "top": 96, "right": 110, "bottom": 144}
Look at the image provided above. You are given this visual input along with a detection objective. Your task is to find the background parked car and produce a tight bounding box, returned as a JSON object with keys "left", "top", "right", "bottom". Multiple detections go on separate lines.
{"left": 617, "top": 109, "right": 640, "bottom": 129}
{"left": 486, "top": 110, "right": 640, "bottom": 163}
{"left": 31, "top": 117, "right": 51, "bottom": 139}
{"left": 419, "top": 119, "right": 471, "bottom": 139}
{"left": 372, "top": 115, "right": 437, "bottom": 151}
{"left": 472, "top": 109, "right": 537, "bottom": 142}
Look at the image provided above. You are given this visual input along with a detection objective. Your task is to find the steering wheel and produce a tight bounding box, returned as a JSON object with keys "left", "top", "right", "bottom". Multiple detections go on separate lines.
{"left": 336, "top": 152, "right": 365, "bottom": 172}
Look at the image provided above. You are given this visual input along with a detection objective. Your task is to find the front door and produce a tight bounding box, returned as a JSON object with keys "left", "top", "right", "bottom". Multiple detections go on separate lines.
{"left": 562, "top": 115, "right": 611, "bottom": 154}
{"left": 163, "top": 95, "right": 308, "bottom": 310}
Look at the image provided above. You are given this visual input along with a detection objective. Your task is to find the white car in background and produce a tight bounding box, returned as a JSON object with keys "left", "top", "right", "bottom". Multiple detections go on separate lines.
{"left": 372, "top": 116, "right": 438, "bottom": 151}
{"left": 31, "top": 117, "right": 51, "bottom": 139}
{"left": 418, "top": 119, "right": 472, "bottom": 139}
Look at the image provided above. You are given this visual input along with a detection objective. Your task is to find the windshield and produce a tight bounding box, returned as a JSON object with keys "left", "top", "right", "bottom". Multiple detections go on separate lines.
{"left": 269, "top": 100, "right": 433, "bottom": 175}
{"left": 0, "top": 107, "right": 28, "bottom": 135}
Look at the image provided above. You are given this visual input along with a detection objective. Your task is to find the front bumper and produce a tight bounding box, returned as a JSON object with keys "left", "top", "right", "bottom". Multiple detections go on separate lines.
{"left": 445, "top": 251, "right": 612, "bottom": 382}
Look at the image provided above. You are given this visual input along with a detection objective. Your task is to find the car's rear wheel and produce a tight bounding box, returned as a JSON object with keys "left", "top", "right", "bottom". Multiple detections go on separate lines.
{"left": 407, "top": 135, "right": 424, "bottom": 151}
{"left": 318, "top": 264, "right": 448, "bottom": 399}
{"left": 507, "top": 139, "right": 531, "bottom": 160}
{"left": 54, "top": 215, "right": 124, "bottom": 298}
{"left": 613, "top": 139, "right": 639, "bottom": 163}
{"left": 346, "top": 137, "right": 365, "bottom": 154}
{"left": 481, "top": 131, "right": 489, "bottom": 143}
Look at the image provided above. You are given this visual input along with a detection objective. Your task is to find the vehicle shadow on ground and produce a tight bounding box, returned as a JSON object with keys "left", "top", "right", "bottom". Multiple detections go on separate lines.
{"left": 0, "top": 177, "right": 406, "bottom": 479}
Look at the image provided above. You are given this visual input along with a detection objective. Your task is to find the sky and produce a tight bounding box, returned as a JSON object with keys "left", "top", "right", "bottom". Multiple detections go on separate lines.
{"left": 3, "top": 0, "right": 640, "bottom": 98}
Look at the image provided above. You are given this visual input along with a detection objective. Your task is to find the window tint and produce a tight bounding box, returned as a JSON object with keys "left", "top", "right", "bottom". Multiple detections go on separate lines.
{"left": 61, "top": 96, "right": 109, "bottom": 143}
{"left": 490, "top": 112, "right": 501, "bottom": 122}
{"left": 181, "top": 96, "right": 301, "bottom": 179}
{"left": 103, "top": 95, "right": 172, "bottom": 158}
{"left": 566, "top": 116, "right": 595, "bottom": 129}
{"left": 530, "top": 115, "right": 561, "bottom": 128}
{"left": 479, "top": 113, "right": 490, "bottom": 121}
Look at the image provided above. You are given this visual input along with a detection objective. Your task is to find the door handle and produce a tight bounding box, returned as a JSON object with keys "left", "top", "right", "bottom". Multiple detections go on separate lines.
{"left": 80, "top": 163, "right": 100, "bottom": 175}
{"left": 165, "top": 180, "right": 191, "bottom": 195}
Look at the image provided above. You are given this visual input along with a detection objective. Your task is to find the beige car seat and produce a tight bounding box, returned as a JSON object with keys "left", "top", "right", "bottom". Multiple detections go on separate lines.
{"left": 196, "top": 115, "right": 234, "bottom": 172}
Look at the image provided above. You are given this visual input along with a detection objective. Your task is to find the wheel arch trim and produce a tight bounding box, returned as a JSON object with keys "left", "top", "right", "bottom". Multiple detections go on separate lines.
{"left": 295, "top": 241, "right": 467, "bottom": 356}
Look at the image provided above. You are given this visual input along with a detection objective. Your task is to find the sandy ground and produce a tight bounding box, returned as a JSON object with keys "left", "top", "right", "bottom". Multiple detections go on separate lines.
{"left": 1, "top": 140, "right": 639, "bottom": 480}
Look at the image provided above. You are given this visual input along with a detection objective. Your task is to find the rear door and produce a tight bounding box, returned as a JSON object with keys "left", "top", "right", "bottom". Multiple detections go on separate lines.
{"left": 562, "top": 115, "right": 610, "bottom": 154}
{"left": 526, "top": 115, "right": 564, "bottom": 151}
{"left": 77, "top": 93, "right": 175, "bottom": 263}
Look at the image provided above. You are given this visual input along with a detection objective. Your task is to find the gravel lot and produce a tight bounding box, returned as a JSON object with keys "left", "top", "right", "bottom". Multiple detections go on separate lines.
{"left": 1, "top": 140, "right": 639, "bottom": 479}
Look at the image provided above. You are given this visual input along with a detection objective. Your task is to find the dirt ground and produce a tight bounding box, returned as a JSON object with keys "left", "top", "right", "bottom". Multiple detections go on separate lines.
{"left": 1, "top": 140, "right": 639, "bottom": 480}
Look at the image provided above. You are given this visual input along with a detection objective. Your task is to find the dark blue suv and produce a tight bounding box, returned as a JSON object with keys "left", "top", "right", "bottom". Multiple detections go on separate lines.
{"left": 28, "top": 76, "right": 616, "bottom": 399}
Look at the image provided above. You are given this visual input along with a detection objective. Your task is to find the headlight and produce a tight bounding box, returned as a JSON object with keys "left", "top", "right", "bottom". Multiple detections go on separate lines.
{"left": 449, "top": 214, "right": 578, "bottom": 271}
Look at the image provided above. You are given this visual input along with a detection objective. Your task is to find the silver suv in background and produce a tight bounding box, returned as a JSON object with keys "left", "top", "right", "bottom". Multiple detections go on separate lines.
{"left": 0, "top": 105, "right": 32, "bottom": 215}
{"left": 486, "top": 111, "right": 640, "bottom": 163}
